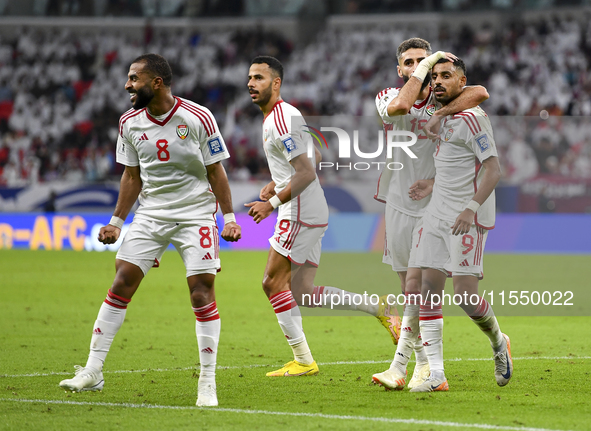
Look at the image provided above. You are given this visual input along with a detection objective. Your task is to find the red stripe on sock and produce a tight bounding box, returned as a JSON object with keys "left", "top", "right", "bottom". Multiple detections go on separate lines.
{"left": 193, "top": 301, "right": 220, "bottom": 322}
{"left": 419, "top": 301, "right": 442, "bottom": 320}
{"left": 469, "top": 296, "right": 490, "bottom": 318}
{"left": 269, "top": 291, "right": 295, "bottom": 314}
{"left": 107, "top": 289, "right": 131, "bottom": 303}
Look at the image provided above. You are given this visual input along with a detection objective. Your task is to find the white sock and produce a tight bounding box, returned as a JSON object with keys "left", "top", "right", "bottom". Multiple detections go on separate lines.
{"left": 414, "top": 333, "right": 428, "bottom": 365}
{"left": 390, "top": 298, "right": 420, "bottom": 374}
{"left": 270, "top": 291, "right": 313, "bottom": 364}
{"left": 193, "top": 302, "right": 221, "bottom": 383}
{"left": 86, "top": 289, "right": 130, "bottom": 371}
{"left": 311, "top": 285, "right": 378, "bottom": 315}
{"left": 468, "top": 297, "right": 504, "bottom": 352}
{"left": 419, "top": 301, "right": 445, "bottom": 380}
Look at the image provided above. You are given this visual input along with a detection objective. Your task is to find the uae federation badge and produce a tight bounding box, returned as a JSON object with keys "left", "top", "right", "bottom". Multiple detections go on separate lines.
{"left": 177, "top": 124, "right": 188, "bottom": 140}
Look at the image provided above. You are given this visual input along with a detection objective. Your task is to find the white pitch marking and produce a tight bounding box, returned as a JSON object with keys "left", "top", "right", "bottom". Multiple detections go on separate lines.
{"left": 2, "top": 356, "right": 588, "bottom": 379}
{"left": 0, "top": 398, "right": 571, "bottom": 431}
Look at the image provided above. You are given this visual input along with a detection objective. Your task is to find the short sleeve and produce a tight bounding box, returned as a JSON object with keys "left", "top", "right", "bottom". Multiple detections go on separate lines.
{"left": 116, "top": 127, "right": 139, "bottom": 166}
{"left": 470, "top": 130, "right": 498, "bottom": 162}
{"left": 375, "top": 87, "right": 401, "bottom": 123}
{"left": 275, "top": 112, "right": 309, "bottom": 162}
{"left": 193, "top": 108, "right": 230, "bottom": 166}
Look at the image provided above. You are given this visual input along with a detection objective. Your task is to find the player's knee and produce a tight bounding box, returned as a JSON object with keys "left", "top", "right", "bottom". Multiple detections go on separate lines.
{"left": 405, "top": 277, "right": 421, "bottom": 295}
{"left": 262, "top": 274, "right": 285, "bottom": 297}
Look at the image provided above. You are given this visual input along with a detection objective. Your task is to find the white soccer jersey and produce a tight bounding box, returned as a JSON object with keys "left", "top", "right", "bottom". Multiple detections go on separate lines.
{"left": 116, "top": 96, "right": 229, "bottom": 224}
{"left": 262, "top": 100, "right": 328, "bottom": 227}
{"left": 426, "top": 106, "right": 497, "bottom": 229}
{"left": 374, "top": 87, "right": 438, "bottom": 217}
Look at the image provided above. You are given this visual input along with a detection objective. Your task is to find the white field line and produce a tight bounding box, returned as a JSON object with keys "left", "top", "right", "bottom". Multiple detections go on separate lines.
{"left": 1, "top": 355, "right": 589, "bottom": 379}
{"left": 0, "top": 398, "right": 572, "bottom": 431}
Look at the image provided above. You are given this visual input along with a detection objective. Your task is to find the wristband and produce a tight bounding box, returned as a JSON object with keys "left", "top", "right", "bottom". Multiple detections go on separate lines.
{"left": 269, "top": 195, "right": 282, "bottom": 209}
{"left": 411, "top": 51, "right": 447, "bottom": 82}
{"left": 223, "top": 213, "right": 236, "bottom": 225}
{"left": 466, "top": 200, "right": 480, "bottom": 213}
{"left": 109, "top": 216, "right": 124, "bottom": 229}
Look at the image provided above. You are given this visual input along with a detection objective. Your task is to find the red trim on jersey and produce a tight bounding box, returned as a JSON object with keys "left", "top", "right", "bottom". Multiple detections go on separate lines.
{"left": 463, "top": 111, "right": 481, "bottom": 133}
{"left": 119, "top": 108, "right": 145, "bottom": 137}
{"left": 413, "top": 88, "right": 432, "bottom": 110}
{"left": 146, "top": 97, "right": 181, "bottom": 127}
{"left": 274, "top": 102, "right": 289, "bottom": 136}
{"left": 180, "top": 100, "right": 217, "bottom": 136}
{"left": 263, "top": 99, "right": 283, "bottom": 122}
{"left": 296, "top": 195, "right": 328, "bottom": 227}
{"left": 472, "top": 158, "right": 494, "bottom": 230}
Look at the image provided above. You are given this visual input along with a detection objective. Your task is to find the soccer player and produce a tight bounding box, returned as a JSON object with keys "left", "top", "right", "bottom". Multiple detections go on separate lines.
{"left": 59, "top": 54, "right": 241, "bottom": 407}
{"left": 408, "top": 57, "right": 512, "bottom": 392}
{"left": 372, "top": 38, "right": 490, "bottom": 390}
{"left": 245, "top": 56, "right": 398, "bottom": 377}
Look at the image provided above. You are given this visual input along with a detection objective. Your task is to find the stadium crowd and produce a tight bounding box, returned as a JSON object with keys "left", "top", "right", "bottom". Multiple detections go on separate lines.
{"left": 0, "top": 14, "right": 590, "bottom": 187}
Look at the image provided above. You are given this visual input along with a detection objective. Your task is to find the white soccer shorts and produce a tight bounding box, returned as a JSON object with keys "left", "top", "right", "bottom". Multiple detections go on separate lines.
{"left": 269, "top": 219, "right": 327, "bottom": 267}
{"left": 383, "top": 205, "right": 423, "bottom": 272}
{"left": 116, "top": 217, "right": 220, "bottom": 277}
{"left": 413, "top": 212, "right": 488, "bottom": 278}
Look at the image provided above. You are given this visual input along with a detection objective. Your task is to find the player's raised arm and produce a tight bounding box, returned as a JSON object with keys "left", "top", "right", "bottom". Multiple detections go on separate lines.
{"left": 385, "top": 51, "right": 454, "bottom": 116}
{"left": 98, "top": 165, "right": 142, "bottom": 244}
{"left": 451, "top": 155, "right": 501, "bottom": 236}
{"left": 207, "top": 161, "right": 241, "bottom": 242}
{"left": 423, "top": 85, "right": 490, "bottom": 139}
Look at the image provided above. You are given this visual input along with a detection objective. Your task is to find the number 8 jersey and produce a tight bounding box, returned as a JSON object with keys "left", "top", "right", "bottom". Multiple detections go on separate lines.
{"left": 116, "top": 96, "right": 229, "bottom": 224}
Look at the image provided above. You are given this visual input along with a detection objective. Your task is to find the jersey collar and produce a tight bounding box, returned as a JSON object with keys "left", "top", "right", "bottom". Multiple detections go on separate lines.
{"left": 413, "top": 88, "right": 432, "bottom": 110}
{"left": 264, "top": 99, "right": 283, "bottom": 122}
{"left": 146, "top": 96, "right": 181, "bottom": 127}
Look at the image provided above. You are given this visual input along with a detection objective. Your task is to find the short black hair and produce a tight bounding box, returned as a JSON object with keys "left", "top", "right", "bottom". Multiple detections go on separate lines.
{"left": 434, "top": 57, "right": 467, "bottom": 76}
{"left": 397, "top": 38, "right": 432, "bottom": 61}
{"left": 132, "top": 53, "right": 173, "bottom": 87}
{"left": 251, "top": 56, "right": 284, "bottom": 82}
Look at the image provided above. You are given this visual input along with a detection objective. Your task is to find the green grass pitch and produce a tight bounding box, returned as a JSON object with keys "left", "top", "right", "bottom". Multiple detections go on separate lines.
{"left": 1, "top": 249, "right": 590, "bottom": 431}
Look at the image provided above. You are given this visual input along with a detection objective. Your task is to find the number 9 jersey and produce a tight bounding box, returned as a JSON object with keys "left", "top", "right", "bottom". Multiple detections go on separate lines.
{"left": 116, "top": 97, "right": 229, "bottom": 224}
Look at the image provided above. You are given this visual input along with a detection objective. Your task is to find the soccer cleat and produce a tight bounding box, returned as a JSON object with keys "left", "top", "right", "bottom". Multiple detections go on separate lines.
{"left": 407, "top": 362, "right": 431, "bottom": 389}
{"left": 493, "top": 333, "right": 513, "bottom": 387}
{"left": 372, "top": 368, "right": 406, "bottom": 391}
{"left": 266, "top": 360, "right": 319, "bottom": 377}
{"left": 409, "top": 375, "right": 449, "bottom": 392}
{"left": 196, "top": 381, "right": 218, "bottom": 407}
{"left": 376, "top": 295, "right": 401, "bottom": 345}
{"left": 59, "top": 365, "right": 104, "bottom": 393}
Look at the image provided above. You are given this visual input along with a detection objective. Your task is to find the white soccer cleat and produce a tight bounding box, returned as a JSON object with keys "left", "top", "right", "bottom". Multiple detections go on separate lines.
{"left": 371, "top": 368, "right": 406, "bottom": 391}
{"left": 196, "top": 381, "right": 218, "bottom": 407}
{"left": 409, "top": 374, "right": 449, "bottom": 392}
{"left": 59, "top": 365, "right": 104, "bottom": 392}
{"left": 407, "top": 362, "right": 430, "bottom": 389}
{"left": 493, "top": 333, "right": 513, "bottom": 387}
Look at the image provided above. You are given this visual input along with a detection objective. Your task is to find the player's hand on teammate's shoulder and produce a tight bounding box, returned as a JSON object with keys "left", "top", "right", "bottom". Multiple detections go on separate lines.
{"left": 451, "top": 209, "right": 475, "bottom": 236}
{"left": 98, "top": 225, "right": 121, "bottom": 244}
{"left": 259, "top": 181, "right": 276, "bottom": 201}
{"left": 244, "top": 200, "right": 274, "bottom": 224}
{"left": 409, "top": 179, "right": 434, "bottom": 201}
{"left": 221, "top": 221, "right": 242, "bottom": 242}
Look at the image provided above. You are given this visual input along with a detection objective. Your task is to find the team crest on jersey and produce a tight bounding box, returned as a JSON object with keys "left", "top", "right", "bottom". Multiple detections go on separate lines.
{"left": 176, "top": 125, "right": 189, "bottom": 140}
{"left": 476, "top": 134, "right": 490, "bottom": 152}
{"left": 282, "top": 137, "right": 296, "bottom": 153}
{"left": 426, "top": 104, "right": 437, "bottom": 116}
{"left": 208, "top": 137, "right": 224, "bottom": 155}
{"left": 444, "top": 128, "right": 454, "bottom": 141}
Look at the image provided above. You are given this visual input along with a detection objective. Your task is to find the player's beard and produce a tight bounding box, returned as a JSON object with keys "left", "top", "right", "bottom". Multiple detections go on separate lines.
{"left": 403, "top": 73, "right": 431, "bottom": 93}
{"left": 252, "top": 82, "right": 273, "bottom": 107}
{"left": 130, "top": 86, "right": 154, "bottom": 110}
